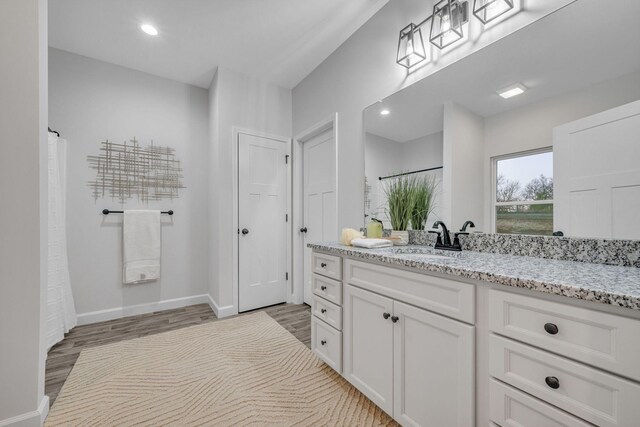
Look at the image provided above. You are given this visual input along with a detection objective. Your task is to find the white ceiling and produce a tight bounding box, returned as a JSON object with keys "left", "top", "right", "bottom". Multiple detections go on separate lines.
{"left": 48, "top": 0, "right": 389, "bottom": 89}
{"left": 365, "top": 0, "right": 640, "bottom": 142}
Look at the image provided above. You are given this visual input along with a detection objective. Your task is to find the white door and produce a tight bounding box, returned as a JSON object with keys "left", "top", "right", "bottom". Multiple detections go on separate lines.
{"left": 302, "top": 128, "right": 336, "bottom": 304}
{"left": 554, "top": 100, "right": 640, "bottom": 239}
{"left": 393, "top": 301, "right": 474, "bottom": 427}
{"left": 343, "top": 284, "right": 394, "bottom": 415}
{"left": 238, "top": 133, "right": 288, "bottom": 312}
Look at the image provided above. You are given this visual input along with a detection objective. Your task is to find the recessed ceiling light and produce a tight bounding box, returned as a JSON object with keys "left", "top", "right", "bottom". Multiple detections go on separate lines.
{"left": 497, "top": 83, "right": 527, "bottom": 99}
{"left": 141, "top": 24, "right": 158, "bottom": 36}
{"left": 380, "top": 109, "right": 390, "bottom": 116}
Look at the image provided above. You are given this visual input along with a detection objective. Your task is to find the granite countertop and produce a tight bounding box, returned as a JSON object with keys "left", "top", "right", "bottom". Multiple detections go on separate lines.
{"left": 308, "top": 242, "right": 640, "bottom": 311}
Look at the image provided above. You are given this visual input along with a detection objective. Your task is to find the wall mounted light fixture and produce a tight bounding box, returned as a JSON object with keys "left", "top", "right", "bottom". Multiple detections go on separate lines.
{"left": 430, "top": 0, "right": 469, "bottom": 49}
{"left": 397, "top": 23, "right": 427, "bottom": 69}
{"left": 396, "top": 0, "right": 516, "bottom": 69}
{"left": 473, "top": 0, "right": 514, "bottom": 24}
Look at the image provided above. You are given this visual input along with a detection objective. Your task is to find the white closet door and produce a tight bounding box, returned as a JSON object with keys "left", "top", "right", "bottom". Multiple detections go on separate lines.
{"left": 238, "top": 133, "right": 288, "bottom": 312}
{"left": 554, "top": 100, "right": 640, "bottom": 238}
{"left": 302, "top": 128, "right": 336, "bottom": 304}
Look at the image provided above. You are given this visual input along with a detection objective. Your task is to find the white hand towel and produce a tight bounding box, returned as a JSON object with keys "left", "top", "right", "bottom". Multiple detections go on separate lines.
{"left": 351, "top": 238, "right": 393, "bottom": 249}
{"left": 123, "top": 210, "right": 161, "bottom": 284}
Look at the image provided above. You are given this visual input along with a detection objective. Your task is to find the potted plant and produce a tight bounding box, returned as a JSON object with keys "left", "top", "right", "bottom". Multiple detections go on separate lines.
{"left": 382, "top": 174, "right": 418, "bottom": 245}
{"left": 410, "top": 175, "right": 438, "bottom": 230}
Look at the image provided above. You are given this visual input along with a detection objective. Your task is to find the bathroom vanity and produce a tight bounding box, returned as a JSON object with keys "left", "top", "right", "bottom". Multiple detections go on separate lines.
{"left": 309, "top": 243, "right": 640, "bottom": 427}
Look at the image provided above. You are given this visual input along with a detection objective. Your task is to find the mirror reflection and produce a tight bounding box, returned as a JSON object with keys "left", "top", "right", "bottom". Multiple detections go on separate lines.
{"left": 364, "top": 1, "right": 640, "bottom": 239}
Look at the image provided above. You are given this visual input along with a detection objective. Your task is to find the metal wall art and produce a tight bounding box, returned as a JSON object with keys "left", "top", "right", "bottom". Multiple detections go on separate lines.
{"left": 87, "top": 138, "right": 185, "bottom": 203}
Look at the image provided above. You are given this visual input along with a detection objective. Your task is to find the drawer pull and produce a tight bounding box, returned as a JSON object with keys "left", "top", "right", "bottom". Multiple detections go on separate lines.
{"left": 321, "top": 262, "right": 327, "bottom": 268}
{"left": 383, "top": 312, "right": 391, "bottom": 319}
{"left": 321, "top": 340, "right": 327, "bottom": 346}
{"left": 545, "top": 376, "right": 560, "bottom": 389}
{"left": 321, "top": 285, "right": 327, "bottom": 291}
{"left": 544, "top": 323, "right": 559, "bottom": 335}
{"left": 391, "top": 316, "right": 399, "bottom": 323}
{"left": 321, "top": 308, "right": 327, "bottom": 314}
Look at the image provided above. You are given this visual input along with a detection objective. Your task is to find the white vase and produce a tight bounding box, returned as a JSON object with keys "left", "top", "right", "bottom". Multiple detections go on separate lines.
{"left": 390, "top": 230, "right": 409, "bottom": 246}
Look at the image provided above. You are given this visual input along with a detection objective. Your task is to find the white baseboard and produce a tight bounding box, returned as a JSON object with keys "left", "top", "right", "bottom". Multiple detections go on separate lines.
{"left": 0, "top": 396, "right": 49, "bottom": 427}
{"left": 207, "top": 295, "right": 236, "bottom": 318}
{"left": 76, "top": 294, "right": 212, "bottom": 326}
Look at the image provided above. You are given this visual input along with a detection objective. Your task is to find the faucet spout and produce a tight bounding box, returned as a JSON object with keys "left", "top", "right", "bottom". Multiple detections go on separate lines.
{"left": 432, "top": 221, "right": 452, "bottom": 246}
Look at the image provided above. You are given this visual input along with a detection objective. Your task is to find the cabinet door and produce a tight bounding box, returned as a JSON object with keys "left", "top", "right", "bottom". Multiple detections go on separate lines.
{"left": 393, "top": 301, "right": 474, "bottom": 427}
{"left": 344, "top": 284, "right": 394, "bottom": 415}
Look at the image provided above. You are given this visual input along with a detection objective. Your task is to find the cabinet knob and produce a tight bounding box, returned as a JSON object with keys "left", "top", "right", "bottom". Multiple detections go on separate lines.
{"left": 321, "top": 286, "right": 327, "bottom": 291}
{"left": 321, "top": 263, "right": 327, "bottom": 268}
{"left": 391, "top": 316, "right": 399, "bottom": 323}
{"left": 321, "top": 308, "right": 327, "bottom": 314}
{"left": 544, "top": 323, "right": 559, "bottom": 335}
{"left": 321, "top": 340, "right": 327, "bottom": 346}
{"left": 383, "top": 312, "right": 391, "bottom": 319}
{"left": 545, "top": 376, "right": 560, "bottom": 389}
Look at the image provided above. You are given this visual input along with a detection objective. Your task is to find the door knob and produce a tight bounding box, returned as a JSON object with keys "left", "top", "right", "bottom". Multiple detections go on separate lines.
{"left": 383, "top": 312, "right": 391, "bottom": 319}
{"left": 391, "top": 316, "right": 399, "bottom": 323}
{"left": 241, "top": 228, "right": 249, "bottom": 235}
{"left": 300, "top": 227, "right": 308, "bottom": 233}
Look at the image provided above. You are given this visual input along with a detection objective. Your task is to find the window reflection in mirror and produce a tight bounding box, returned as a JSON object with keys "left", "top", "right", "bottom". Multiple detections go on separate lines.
{"left": 493, "top": 150, "right": 553, "bottom": 236}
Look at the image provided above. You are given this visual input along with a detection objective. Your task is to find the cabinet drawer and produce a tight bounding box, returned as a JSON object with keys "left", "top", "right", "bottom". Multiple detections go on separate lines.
{"left": 312, "top": 274, "right": 342, "bottom": 305}
{"left": 490, "top": 379, "right": 592, "bottom": 427}
{"left": 311, "top": 316, "right": 342, "bottom": 372}
{"left": 489, "top": 289, "right": 640, "bottom": 381}
{"left": 312, "top": 296, "right": 342, "bottom": 330}
{"left": 344, "top": 259, "right": 474, "bottom": 323}
{"left": 312, "top": 252, "right": 342, "bottom": 281}
{"left": 490, "top": 334, "right": 640, "bottom": 427}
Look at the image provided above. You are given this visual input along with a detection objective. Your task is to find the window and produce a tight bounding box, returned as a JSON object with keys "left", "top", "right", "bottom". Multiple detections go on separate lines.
{"left": 492, "top": 149, "right": 553, "bottom": 236}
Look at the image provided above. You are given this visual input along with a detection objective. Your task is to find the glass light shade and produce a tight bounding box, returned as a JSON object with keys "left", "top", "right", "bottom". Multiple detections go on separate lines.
{"left": 397, "top": 23, "right": 427, "bottom": 69}
{"left": 430, "top": 0, "right": 467, "bottom": 49}
{"left": 473, "top": 0, "right": 514, "bottom": 24}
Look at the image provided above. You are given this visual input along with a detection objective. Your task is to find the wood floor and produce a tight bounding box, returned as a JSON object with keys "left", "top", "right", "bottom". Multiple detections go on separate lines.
{"left": 45, "top": 303, "right": 311, "bottom": 405}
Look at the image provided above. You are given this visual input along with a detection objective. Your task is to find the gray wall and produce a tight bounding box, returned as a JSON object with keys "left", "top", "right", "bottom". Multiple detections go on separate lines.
{"left": 0, "top": 0, "right": 48, "bottom": 424}
{"left": 49, "top": 48, "right": 210, "bottom": 320}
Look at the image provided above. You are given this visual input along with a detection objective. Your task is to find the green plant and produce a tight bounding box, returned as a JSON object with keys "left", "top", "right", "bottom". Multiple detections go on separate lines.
{"left": 382, "top": 174, "right": 419, "bottom": 231}
{"left": 410, "top": 175, "right": 438, "bottom": 230}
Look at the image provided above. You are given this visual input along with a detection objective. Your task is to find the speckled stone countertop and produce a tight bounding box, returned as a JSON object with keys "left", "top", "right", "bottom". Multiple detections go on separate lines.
{"left": 308, "top": 242, "right": 640, "bottom": 311}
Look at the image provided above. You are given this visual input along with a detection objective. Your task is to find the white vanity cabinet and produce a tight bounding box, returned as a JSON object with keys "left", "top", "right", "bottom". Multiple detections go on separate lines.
{"left": 310, "top": 248, "right": 640, "bottom": 427}
{"left": 310, "top": 252, "right": 343, "bottom": 372}
{"left": 343, "top": 260, "right": 475, "bottom": 427}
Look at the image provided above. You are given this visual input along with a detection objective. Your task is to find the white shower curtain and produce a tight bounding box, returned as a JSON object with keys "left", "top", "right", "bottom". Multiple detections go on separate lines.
{"left": 47, "top": 132, "right": 77, "bottom": 349}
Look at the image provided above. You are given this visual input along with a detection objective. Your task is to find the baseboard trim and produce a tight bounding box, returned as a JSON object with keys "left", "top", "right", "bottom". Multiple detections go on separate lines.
{"left": 207, "top": 295, "right": 236, "bottom": 318}
{"left": 0, "top": 396, "right": 49, "bottom": 427}
{"left": 76, "top": 294, "right": 211, "bottom": 326}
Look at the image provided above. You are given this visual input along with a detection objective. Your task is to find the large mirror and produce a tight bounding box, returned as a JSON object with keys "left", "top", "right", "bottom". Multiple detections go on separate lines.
{"left": 364, "top": 0, "right": 640, "bottom": 239}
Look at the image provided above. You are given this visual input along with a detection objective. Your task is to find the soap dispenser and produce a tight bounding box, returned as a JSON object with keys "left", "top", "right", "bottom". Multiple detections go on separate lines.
{"left": 367, "top": 218, "right": 383, "bottom": 239}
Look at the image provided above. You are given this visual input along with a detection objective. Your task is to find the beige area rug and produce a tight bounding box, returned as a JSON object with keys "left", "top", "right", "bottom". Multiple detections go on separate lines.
{"left": 46, "top": 311, "right": 397, "bottom": 426}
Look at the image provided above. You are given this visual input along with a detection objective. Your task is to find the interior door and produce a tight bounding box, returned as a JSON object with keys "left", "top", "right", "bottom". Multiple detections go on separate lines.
{"left": 393, "top": 300, "right": 474, "bottom": 427}
{"left": 302, "top": 128, "right": 336, "bottom": 304}
{"left": 238, "top": 133, "right": 288, "bottom": 312}
{"left": 554, "top": 100, "right": 640, "bottom": 238}
{"left": 343, "top": 284, "right": 394, "bottom": 415}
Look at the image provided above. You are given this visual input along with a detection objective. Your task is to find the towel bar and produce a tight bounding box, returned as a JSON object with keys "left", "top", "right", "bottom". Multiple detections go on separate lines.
{"left": 102, "top": 209, "right": 174, "bottom": 215}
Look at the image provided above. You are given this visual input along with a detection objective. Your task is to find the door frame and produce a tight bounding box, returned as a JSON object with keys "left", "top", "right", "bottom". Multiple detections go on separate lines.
{"left": 292, "top": 113, "right": 339, "bottom": 305}
{"left": 233, "top": 127, "right": 292, "bottom": 312}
